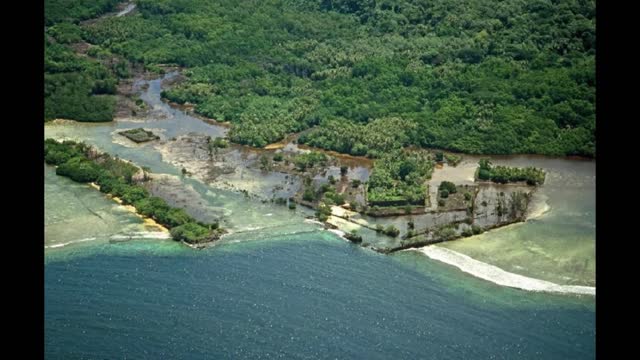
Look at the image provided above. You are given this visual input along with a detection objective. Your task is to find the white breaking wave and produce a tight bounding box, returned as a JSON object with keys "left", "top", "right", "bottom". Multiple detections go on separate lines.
{"left": 412, "top": 246, "right": 595, "bottom": 296}
{"left": 110, "top": 232, "right": 171, "bottom": 240}
{"left": 526, "top": 193, "right": 551, "bottom": 220}
{"left": 45, "top": 237, "right": 98, "bottom": 249}
{"left": 527, "top": 202, "right": 551, "bottom": 220}
{"left": 45, "top": 232, "right": 171, "bottom": 249}
{"left": 304, "top": 219, "right": 324, "bottom": 226}
{"left": 327, "top": 228, "right": 347, "bottom": 240}
{"left": 241, "top": 226, "right": 263, "bottom": 232}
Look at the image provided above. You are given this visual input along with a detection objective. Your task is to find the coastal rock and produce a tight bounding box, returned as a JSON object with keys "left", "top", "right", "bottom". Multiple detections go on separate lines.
{"left": 132, "top": 169, "right": 147, "bottom": 183}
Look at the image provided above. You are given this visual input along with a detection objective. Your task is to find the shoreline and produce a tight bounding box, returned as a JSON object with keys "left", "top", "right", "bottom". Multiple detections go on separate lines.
{"left": 45, "top": 232, "right": 172, "bottom": 249}
{"left": 410, "top": 245, "right": 595, "bottom": 296}
{"left": 88, "top": 183, "right": 171, "bottom": 234}
{"left": 45, "top": 111, "right": 595, "bottom": 164}
{"left": 154, "top": 70, "right": 594, "bottom": 162}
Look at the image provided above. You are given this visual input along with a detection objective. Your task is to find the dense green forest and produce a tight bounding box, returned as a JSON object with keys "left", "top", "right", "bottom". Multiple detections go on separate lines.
{"left": 47, "top": 0, "right": 595, "bottom": 156}
{"left": 44, "top": 0, "right": 121, "bottom": 122}
{"left": 367, "top": 150, "right": 434, "bottom": 206}
{"left": 45, "top": 0, "right": 122, "bottom": 25}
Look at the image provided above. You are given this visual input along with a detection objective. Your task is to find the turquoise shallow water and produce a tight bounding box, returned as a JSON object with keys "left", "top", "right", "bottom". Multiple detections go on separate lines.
{"left": 44, "top": 146, "right": 595, "bottom": 360}
{"left": 44, "top": 73, "right": 595, "bottom": 359}
{"left": 437, "top": 156, "right": 595, "bottom": 286}
{"left": 44, "top": 157, "right": 595, "bottom": 359}
{"left": 45, "top": 232, "right": 594, "bottom": 359}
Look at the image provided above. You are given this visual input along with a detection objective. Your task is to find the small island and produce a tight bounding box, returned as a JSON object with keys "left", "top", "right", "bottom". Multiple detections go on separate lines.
{"left": 118, "top": 128, "right": 160, "bottom": 143}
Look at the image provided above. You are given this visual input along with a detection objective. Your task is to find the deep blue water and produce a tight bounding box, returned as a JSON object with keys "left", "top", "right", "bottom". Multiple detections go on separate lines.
{"left": 45, "top": 232, "right": 594, "bottom": 359}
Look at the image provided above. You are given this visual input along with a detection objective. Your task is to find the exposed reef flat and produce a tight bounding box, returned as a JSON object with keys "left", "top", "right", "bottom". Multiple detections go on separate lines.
{"left": 153, "top": 133, "right": 539, "bottom": 253}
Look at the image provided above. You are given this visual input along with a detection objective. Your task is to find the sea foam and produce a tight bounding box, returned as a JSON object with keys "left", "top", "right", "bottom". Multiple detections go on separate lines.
{"left": 110, "top": 231, "right": 172, "bottom": 240}
{"left": 45, "top": 237, "right": 98, "bottom": 249}
{"left": 412, "top": 246, "right": 595, "bottom": 296}
{"left": 304, "top": 219, "right": 325, "bottom": 226}
{"left": 327, "top": 228, "right": 347, "bottom": 241}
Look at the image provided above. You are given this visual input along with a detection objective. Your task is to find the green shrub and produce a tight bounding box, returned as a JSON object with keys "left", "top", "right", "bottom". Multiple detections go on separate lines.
{"left": 444, "top": 153, "right": 462, "bottom": 166}
{"left": 120, "top": 185, "right": 149, "bottom": 205}
{"left": 438, "top": 181, "right": 457, "bottom": 194}
{"left": 45, "top": 149, "right": 78, "bottom": 165}
{"left": 383, "top": 225, "right": 400, "bottom": 237}
{"left": 170, "top": 222, "right": 212, "bottom": 244}
{"left": 294, "top": 152, "right": 327, "bottom": 171}
{"left": 478, "top": 169, "right": 492, "bottom": 180}
{"left": 259, "top": 155, "right": 271, "bottom": 171}
{"left": 119, "top": 128, "right": 159, "bottom": 143}
{"left": 316, "top": 203, "right": 332, "bottom": 222}
{"left": 157, "top": 208, "right": 194, "bottom": 228}
{"left": 435, "top": 226, "right": 457, "bottom": 240}
{"left": 325, "top": 192, "right": 345, "bottom": 206}
{"left": 56, "top": 157, "right": 101, "bottom": 183}
{"left": 95, "top": 173, "right": 118, "bottom": 193}
{"left": 134, "top": 196, "right": 170, "bottom": 217}
{"left": 477, "top": 160, "right": 545, "bottom": 185}
{"left": 44, "top": 139, "right": 84, "bottom": 165}
{"left": 303, "top": 187, "right": 316, "bottom": 202}
{"left": 209, "top": 137, "right": 228, "bottom": 149}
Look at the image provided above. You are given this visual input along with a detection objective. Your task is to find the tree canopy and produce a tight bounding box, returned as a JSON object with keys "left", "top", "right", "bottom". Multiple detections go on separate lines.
{"left": 48, "top": 0, "right": 595, "bottom": 156}
{"left": 477, "top": 158, "right": 545, "bottom": 185}
{"left": 367, "top": 150, "right": 433, "bottom": 206}
{"left": 44, "top": 0, "right": 123, "bottom": 122}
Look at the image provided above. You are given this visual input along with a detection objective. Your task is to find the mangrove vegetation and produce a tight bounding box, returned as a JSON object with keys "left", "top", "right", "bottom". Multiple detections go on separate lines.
{"left": 56, "top": 0, "right": 596, "bottom": 157}
{"left": 44, "top": 138, "right": 224, "bottom": 244}
{"left": 477, "top": 158, "right": 546, "bottom": 185}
